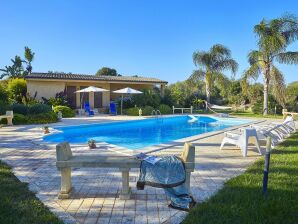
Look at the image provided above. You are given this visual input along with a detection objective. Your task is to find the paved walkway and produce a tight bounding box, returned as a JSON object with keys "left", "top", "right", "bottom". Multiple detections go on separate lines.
{"left": 0, "top": 116, "right": 281, "bottom": 224}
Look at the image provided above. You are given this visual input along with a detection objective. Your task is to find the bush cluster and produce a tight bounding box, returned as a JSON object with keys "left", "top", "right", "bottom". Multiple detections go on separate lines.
{"left": 28, "top": 104, "right": 52, "bottom": 114}
{"left": 158, "top": 104, "right": 172, "bottom": 114}
{"left": 124, "top": 107, "right": 139, "bottom": 116}
{"left": 9, "top": 104, "right": 52, "bottom": 115}
{"left": 53, "top": 106, "right": 75, "bottom": 118}
{"left": 142, "top": 106, "right": 154, "bottom": 116}
{"left": 124, "top": 104, "right": 173, "bottom": 116}
{"left": 0, "top": 112, "right": 58, "bottom": 125}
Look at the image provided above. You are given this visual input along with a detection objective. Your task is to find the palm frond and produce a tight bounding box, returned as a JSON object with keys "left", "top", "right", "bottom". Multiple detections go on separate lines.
{"left": 240, "top": 78, "right": 249, "bottom": 95}
{"left": 248, "top": 50, "right": 264, "bottom": 65}
{"left": 210, "top": 44, "right": 231, "bottom": 57}
{"left": 270, "top": 65, "right": 286, "bottom": 107}
{"left": 213, "top": 72, "right": 230, "bottom": 97}
{"left": 279, "top": 13, "right": 298, "bottom": 44}
{"left": 242, "top": 63, "right": 261, "bottom": 81}
{"left": 215, "top": 58, "right": 238, "bottom": 75}
{"left": 192, "top": 51, "right": 210, "bottom": 67}
{"left": 275, "top": 52, "right": 298, "bottom": 64}
{"left": 188, "top": 69, "right": 206, "bottom": 83}
{"left": 213, "top": 72, "right": 229, "bottom": 86}
{"left": 255, "top": 18, "right": 288, "bottom": 55}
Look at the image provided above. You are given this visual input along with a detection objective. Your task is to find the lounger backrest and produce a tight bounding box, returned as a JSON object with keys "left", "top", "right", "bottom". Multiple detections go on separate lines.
{"left": 180, "top": 142, "right": 195, "bottom": 164}
{"left": 56, "top": 142, "right": 73, "bottom": 161}
{"left": 284, "top": 116, "right": 293, "bottom": 123}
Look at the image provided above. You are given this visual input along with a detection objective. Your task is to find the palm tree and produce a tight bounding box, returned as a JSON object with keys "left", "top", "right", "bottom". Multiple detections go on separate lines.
{"left": 189, "top": 44, "right": 238, "bottom": 104}
{"left": 0, "top": 56, "right": 25, "bottom": 79}
{"left": 243, "top": 14, "right": 298, "bottom": 115}
{"left": 24, "top": 46, "right": 35, "bottom": 74}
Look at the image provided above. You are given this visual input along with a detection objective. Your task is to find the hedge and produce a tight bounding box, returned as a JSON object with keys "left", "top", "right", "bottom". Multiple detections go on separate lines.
{"left": 158, "top": 104, "right": 172, "bottom": 114}
{"left": 28, "top": 104, "right": 52, "bottom": 115}
{"left": 125, "top": 107, "right": 139, "bottom": 116}
{"left": 53, "top": 105, "right": 75, "bottom": 118}
{"left": 142, "top": 106, "right": 154, "bottom": 116}
{"left": 10, "top": 104, "right": 28, "bottom": 115}
{"left": 0, "top": 112, "right": 58, "bottom": 125}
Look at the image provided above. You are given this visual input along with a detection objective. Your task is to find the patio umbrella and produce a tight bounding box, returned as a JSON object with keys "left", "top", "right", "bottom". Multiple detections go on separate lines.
{"left": 113, "top": 87, "right": 143, "bottom": 115}
{"left": 75, "top": 86, "right": 109, "bottom": 109}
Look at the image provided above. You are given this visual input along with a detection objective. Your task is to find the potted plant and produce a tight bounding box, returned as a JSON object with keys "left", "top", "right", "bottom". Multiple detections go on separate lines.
{"left": 43, "top": 125, "right": 50, "bottom": 134}
{"left": 87, "top": 139, "right": 96, "bottom": 149}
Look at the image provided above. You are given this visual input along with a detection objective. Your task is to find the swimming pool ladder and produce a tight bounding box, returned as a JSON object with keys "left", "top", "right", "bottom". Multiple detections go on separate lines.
{"left": 151, "top": 110, "right": 163, "bottom": 122}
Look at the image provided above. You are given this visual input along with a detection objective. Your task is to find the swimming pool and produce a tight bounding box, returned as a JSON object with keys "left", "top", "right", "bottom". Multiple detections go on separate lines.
{"left": 44, "top": 116, "right": 251, "bottom": 149}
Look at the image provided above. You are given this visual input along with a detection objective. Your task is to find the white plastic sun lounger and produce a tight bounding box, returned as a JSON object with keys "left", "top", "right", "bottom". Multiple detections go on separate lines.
{"left": 220, "top": 128, "right": 262, "bottom": 157}
{"left": 250, "top": 124, "right": 285, "bottom": 141}
{"left": 251, "top": 116, "right": 296, "bottom": 142}
{"left": 272, "top": 116, "right": 296, "bottom": 133}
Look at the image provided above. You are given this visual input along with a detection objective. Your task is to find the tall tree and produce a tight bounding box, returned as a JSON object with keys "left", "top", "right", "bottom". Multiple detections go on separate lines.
{"left": 189, "top": 44, "right": 238, "bottom": 104}
{"left": 0, "top": 56, "right": 25, "bottom": 79}
{"left": 243, "top": 14, "right": 298, "bottom": 115}
{"left": 24, "top": 46, "right": 35, "bottom": 74}
{"left": 95, "top": 67, "right": 118, "bottom": 76}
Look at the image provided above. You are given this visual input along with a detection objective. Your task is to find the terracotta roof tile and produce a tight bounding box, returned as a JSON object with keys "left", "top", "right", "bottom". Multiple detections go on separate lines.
{"left": 25, "top": 72, "right": 167, "bottom": 84}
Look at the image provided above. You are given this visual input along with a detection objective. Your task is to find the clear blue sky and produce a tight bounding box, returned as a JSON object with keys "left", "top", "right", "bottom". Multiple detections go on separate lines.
{"left": 1, "top": 0, "right": 297, "bottom": 84}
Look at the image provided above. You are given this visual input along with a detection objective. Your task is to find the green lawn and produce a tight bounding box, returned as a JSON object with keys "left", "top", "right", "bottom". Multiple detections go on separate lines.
{"left": 0, "top": 161, "right": 63, "bottom": 224}
{"left": 193, "top": 109, "right": 284, "bottom": 119}
{"left": 183, "top": 132, "right": 298, "bottom": 224}
{"left": 230, "top": 111, "right": 284, "bottom": 119}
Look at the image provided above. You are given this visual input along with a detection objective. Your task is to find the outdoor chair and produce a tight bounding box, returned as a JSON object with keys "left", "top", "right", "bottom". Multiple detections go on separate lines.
{"left": 109, "top": 102, "right": 117, "bottom": 115}
{"left": 220, "top": 128, "right": 262, "bottom": 157}
{"left": 84, "top": 103, "right": 94, "bottom": 116}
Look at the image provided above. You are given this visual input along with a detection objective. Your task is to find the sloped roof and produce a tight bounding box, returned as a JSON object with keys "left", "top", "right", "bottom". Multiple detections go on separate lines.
{"left": 25, "top": 72, "right": 167, "bottom": 84}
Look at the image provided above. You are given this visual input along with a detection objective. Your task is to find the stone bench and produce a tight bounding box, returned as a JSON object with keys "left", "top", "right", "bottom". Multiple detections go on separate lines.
{"left": 56, "top": 142, "right": 195, "bottom": 200}
{"left": 0, "top": 111, "right": 13, "bottom": 126}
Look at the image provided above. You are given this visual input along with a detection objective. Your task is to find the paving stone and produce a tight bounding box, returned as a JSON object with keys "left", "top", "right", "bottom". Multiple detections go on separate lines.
{"left": 0, "top": 118, "right": 283, "bottom": 224}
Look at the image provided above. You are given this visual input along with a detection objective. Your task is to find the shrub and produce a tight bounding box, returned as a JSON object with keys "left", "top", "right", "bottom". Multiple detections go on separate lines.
{"left": 13, "top": 114, "right": 29, "bottom": 125}
{"left": 0, "top": 103, "right": 8, "bottom": 115}
{"left": 45, "top": 91, "right": 69, "bottom": 106}
{"left": 158, "top": 104, "right": 172, "bottom": 114}
{"left": 131, "top": 89, "right": 161, "bottom": 108}
{"left": 28, "top": 104, "right": 52, "bottom": 115}
{"left": 142, "top": 106, "right": 154, "bottom": 116}
{"left": 10, "top": 104, "right": 28, "bottom": 115}
{"left": 1, "top": 112, "right": 58, "bottom": 125}
{"left": 0, "top": 113, "right": 28, "bottom": 125}
{"left": 0, "top": 84, "right": 9, "bottom": 104}
{"left": 53, "top": 106, "right": 75, "bottom": 118}
{"left": 27, "top": 112, "right": 58, "bottom": 124}
{"left": 252, "top": 96, "right": 283, "bottom": 115}
{"left": 124, "top": 107, "right": 139, "bottom": 116}
{"left": 7, "top": 78, "right": 27, "bottom": 103}
{"left": 251, "top": 100, "right": 263, "bottom": 114}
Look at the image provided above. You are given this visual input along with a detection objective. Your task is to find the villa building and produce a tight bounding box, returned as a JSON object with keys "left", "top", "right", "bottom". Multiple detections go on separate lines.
{"left": 25, "top": 72, "right": 167, "bottom": 110}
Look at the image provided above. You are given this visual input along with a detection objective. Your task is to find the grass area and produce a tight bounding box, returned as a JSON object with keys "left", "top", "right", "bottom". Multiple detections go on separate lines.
{"left": 193, "top": 109, "right": 284, "bottom": 119}
{"left": 183, "top": 132, "right": 298, "bottom": 224}
{"left": 0, "top": 161, "right": 63, "bottom": 224}
{"left": 230, "top": 111, "right": 283, "bottom": 119}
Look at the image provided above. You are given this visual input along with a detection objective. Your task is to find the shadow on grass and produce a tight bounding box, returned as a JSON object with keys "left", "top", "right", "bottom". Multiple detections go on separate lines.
{"left": 0, "top": 161, "right": 63, "bottom": 224}
{"left": 183, "top": 132, "right": 298, "bottom": 224}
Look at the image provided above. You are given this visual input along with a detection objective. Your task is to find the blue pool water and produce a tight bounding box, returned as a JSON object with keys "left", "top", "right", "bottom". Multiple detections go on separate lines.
{"left": 44, "top": 116, "right": 250, "bottom": 149}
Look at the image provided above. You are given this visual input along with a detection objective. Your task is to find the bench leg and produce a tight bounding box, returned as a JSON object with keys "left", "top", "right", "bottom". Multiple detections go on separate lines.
{"left": 7, "top": 117, "right": 13, "bottom": 126}
{"left": 185, "top": 169, "right": 192, "bottom": 193}
{"left": 119, "top": 168, "right": 131, "bottom": 200}
{"left": 58, "top": 167, "right": 72, "bottom": 199}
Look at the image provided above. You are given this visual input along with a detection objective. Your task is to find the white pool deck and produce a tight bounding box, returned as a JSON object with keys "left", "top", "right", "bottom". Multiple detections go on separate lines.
{"left": 0, "top": 115, "right": 295, "bottom": 224}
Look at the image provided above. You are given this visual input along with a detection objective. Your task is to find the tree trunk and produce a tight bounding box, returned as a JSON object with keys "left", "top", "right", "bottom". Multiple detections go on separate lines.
{"left": 263, "top": 66, "right": 270, "bottom": 116}
{"left": 205, "top": 82, "right": 211, "bottom": 111}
